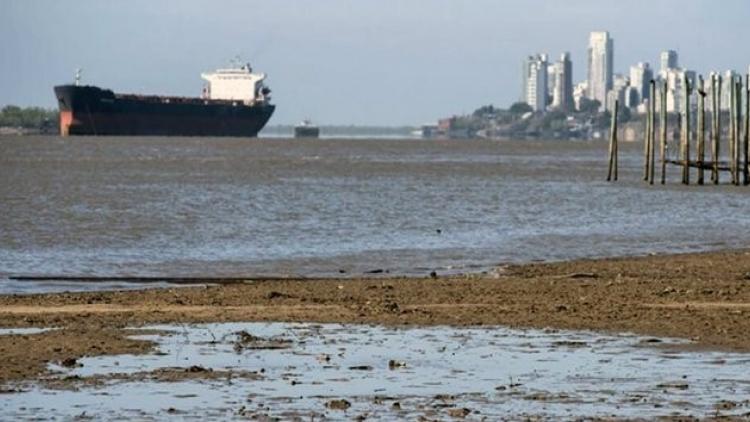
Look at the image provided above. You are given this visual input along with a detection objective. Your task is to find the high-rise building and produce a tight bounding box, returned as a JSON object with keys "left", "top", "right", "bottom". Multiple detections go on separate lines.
{"left": 660, "top": 50, "right": 678, "bottom": 74}
{"left": 573, "top": 81, "right": 588, "bottom": 111}
{"left": 705, "top": 71, "right": 733, "bottom": 112}
{"left": 664, "top": 68, "right": 696, "bottom": 113}
{"left": 607, "top": 74, "right": 629, "bottom": 112}
{"left": 547, "top": 63, "right": 557, "bottom": 100}
{"left": 520, "top": 58, "right": 531, "bottom": 103}
{"left": 624, "top": 86, "right": 640, "bottom": 109}
{"left": 587, "top": 31, "right": 614, "bottom": 110}
{"left": 721, "top": 70, "right": 737, "bottom": 111}
{"left": 629, "top": 62, "right": 654, "bottom": 105}
{"left": 524, "top": 54, "right": 549, "bottom": 112}
{"left": 552, "top": 52, "right": 574, "bottom": 111}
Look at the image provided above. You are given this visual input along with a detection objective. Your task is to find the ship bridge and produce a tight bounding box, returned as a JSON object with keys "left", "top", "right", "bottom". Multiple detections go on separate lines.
{"left": 200, "top": 64, "right": 269, "bottom": 104}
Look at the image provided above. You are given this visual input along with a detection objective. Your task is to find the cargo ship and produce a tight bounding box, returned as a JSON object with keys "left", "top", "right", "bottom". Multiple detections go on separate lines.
{"left": 54, "top": 64, "right": 275, "bottom": 137}
{"left": 293, "top": 120, "right": 320, "bottom": 138}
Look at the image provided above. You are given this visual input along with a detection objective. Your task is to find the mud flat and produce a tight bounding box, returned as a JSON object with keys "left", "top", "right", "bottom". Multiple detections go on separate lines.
{"left": 1, "top": 250, "right": 750, "bottom": 418}
{"left": 3, "top": 322, "right": 750, "bottom": 420}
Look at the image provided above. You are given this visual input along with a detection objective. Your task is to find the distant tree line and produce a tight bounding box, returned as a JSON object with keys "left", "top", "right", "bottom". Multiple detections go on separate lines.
{"left": 0, "top": 105, "right": 58, "bottom": 129}
{"left": 440, "top": 99, "right": 640, "bottom": 140}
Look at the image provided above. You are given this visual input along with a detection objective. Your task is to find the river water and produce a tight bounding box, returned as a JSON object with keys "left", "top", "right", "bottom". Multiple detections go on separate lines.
{"left": 1, "top": 136, "right": 749, "bottom": 290}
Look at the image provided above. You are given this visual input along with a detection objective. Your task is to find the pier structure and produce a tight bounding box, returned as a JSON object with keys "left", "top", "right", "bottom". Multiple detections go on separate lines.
{"left": 607, "top": 71, "right": 750, "bottom": 186}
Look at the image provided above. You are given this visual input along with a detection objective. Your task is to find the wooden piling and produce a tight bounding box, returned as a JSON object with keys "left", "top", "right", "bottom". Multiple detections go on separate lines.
{"left": 713, "top": 74, "right": 718, "bottom": 183}
{"left": 728, "top": 76, "right": 737, "bottom": 185}
{"left": 713, "top": 74, "right": 722, "bottom": 184}
{"left": 681, "top": 73, "right": 690, "bottom": 185}
{"left": 660, "top": 80, "right": 668, "bottom": 184}
{"left": 649, "top": 80, "right": 656, "bottom": 184}
{"left": 736, "top": 78, "right": 743, "bottom": 185}
{"left": 614, "top": 109, "right": 619, "bottom": 179}
{"left": 607, "top": 100, "right": 619, "bottom": 182}
{"left": 697, "top": 76, "right": 706, "bottom": 185}
{"left": 745, "top": 74, "right": 750, "bottom": 185}
{"left": 643, "top": 100, "right": 651, "bottom": 182}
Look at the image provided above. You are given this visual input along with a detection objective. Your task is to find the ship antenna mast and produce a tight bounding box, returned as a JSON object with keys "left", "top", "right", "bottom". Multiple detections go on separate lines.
{"left": 231, "top": 55, "right": 242, "bottom": 69}
{"left": 74, "top": 68, "right": 82, "bottom": 86}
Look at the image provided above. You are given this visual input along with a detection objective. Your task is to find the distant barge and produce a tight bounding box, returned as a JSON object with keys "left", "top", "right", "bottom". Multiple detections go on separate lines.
{"left": 294, "top": 120, "right": 320, "bottom": 138}
{"left": 54, "top": 64, "right": 275, "bottom": 137}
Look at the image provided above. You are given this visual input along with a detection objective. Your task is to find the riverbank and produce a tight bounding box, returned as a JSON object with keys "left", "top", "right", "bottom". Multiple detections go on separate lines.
{"left": 1, "top": 249, "right": 750, "bottom": 385}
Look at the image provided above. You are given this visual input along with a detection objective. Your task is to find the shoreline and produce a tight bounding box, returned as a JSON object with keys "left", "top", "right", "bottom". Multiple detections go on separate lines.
{"left": 1, "top": 248, "right": 750, "bottom": 384}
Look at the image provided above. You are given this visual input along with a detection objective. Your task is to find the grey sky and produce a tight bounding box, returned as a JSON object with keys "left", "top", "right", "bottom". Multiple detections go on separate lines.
{"left": 2, "top": 0, "right": 749, "bottom": 125}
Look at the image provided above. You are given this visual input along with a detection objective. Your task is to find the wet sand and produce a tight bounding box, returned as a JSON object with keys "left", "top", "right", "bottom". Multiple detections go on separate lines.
{"left": 2, "top": 249, "right": 750, "bottom": 386}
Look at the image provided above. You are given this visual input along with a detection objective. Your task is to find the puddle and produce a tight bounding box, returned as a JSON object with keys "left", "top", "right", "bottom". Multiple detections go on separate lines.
{"left": 0, "top": 327, "right": 57, "bottom": 336}
{"left": 3, "top": 323, "right": 750, "bottom": 419}
{"left": 0, "top": 278, "right": 207, "bottom": 295}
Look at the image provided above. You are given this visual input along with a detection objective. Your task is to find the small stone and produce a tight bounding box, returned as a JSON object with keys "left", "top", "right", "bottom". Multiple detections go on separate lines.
{"left": 447, "top": 407, "right": 471, "bottom": 418}
{"left": 60, "top": 358, "right": 79, "bottom": 368}
{"left": 326, "top": 399, "right": 351, "bottom": 410}
{"left": 186, "top": 365, "right": 210, "bottom": 373}
{"left": 388, "top": 360, "right": 406, "bottom": 369}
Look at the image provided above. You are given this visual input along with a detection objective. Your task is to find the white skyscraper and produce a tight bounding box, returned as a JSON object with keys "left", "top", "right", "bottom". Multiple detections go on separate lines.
{"left": 520, "top": 58, "right": 531, "bottom": 102}
{"left": 524, "top": 54, "right": 549, "bottom": 112}
{"left": 547, "top": 63, "right": 558, "bottom": 100}
{"left": 660, "top": 50, "right": 679, "bottom": 75}
{"left": 552, "top": 52, "right": 574, "bottom": 111}
{"left": 587, "top": 31, "right": 614, "bottom": 110}
{"left": 664, "top": 69, "right": 696, "bottom": 113}
{"left": 607, "top": 74, "right": 629, "bottom": 112}
{"left": 721, "top": 70, "right": 738, "bottom": 111}
{"left": 573, "top": 81, "right": 588, "bottom": 111}
{"left": 629, "top": 62, "right": 654, "bottom": 106}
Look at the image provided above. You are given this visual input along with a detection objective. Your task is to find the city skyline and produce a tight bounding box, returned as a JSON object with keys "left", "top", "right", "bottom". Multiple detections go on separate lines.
{"left": 520, "top": 30, "right": 750, "bottom": 116}
{"left": 2, "top": 0, "right": 750, "bottom": 125}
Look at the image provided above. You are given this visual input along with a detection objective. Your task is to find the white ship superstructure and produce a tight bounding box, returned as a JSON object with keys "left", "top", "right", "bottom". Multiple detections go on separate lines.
{"left": 201, "top": 63, "right": 270, "bottom": 104}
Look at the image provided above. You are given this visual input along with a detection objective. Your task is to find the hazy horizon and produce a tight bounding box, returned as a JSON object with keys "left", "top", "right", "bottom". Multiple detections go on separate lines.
{"left": 2, "top": 0, "right": 749, "bottom": 125}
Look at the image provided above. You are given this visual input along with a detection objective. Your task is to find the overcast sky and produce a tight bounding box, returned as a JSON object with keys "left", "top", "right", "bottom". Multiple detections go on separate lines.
{"left": 2, "top": 0, "right": 749, "bottom": 125}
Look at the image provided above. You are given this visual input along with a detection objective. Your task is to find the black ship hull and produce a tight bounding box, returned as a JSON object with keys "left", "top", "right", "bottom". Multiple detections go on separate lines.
{"left": 54, "top": 85, "right": 275, "bottom": 137}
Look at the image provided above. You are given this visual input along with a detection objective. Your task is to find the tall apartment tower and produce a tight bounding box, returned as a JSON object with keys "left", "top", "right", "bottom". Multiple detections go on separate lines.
{"left": 660, "top": 50, "right": 679, "bottom": 74}
{"left": 552, "top": 52, "right": 574, "bottom": 111}
{"left": 520, "top": 58, "right": 531, "bottom": 103}
{"left": 629, "top": 62, "right": 654, "bottom": 105}
{"left": 587, "top": 31, "right": 614, "bottom": 110}
{"left": 525, "top": 54, "right": 549, "bottom": 112}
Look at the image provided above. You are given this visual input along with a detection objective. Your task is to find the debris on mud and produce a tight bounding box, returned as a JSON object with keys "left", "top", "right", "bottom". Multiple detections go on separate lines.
{"left": 266, "top": 291, "right": 293, "bottom": 300}
{"left": 447, "top": 407, "right": 471, "bottom": 418}
{"left": 388, "top": 359, "right": 407, "bottom": 369}
{"left": 60, "top": 358, "right": 81, "bottom": 368}
{"left": 657, "top": 382, "right": 689, "bottom": 390}
{"left": 325, "top": 399, "right": 351, "bottom": 410}
{"left": 233, "top": 330, "right": 291, "bottom": 352}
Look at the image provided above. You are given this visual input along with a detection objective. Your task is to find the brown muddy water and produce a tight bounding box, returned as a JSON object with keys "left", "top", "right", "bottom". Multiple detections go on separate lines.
{"left": 2, "top": 136, "right": 750, "bottom": 292}
{"left": 3, "top": 323, "right": 749, "bottom": 420}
